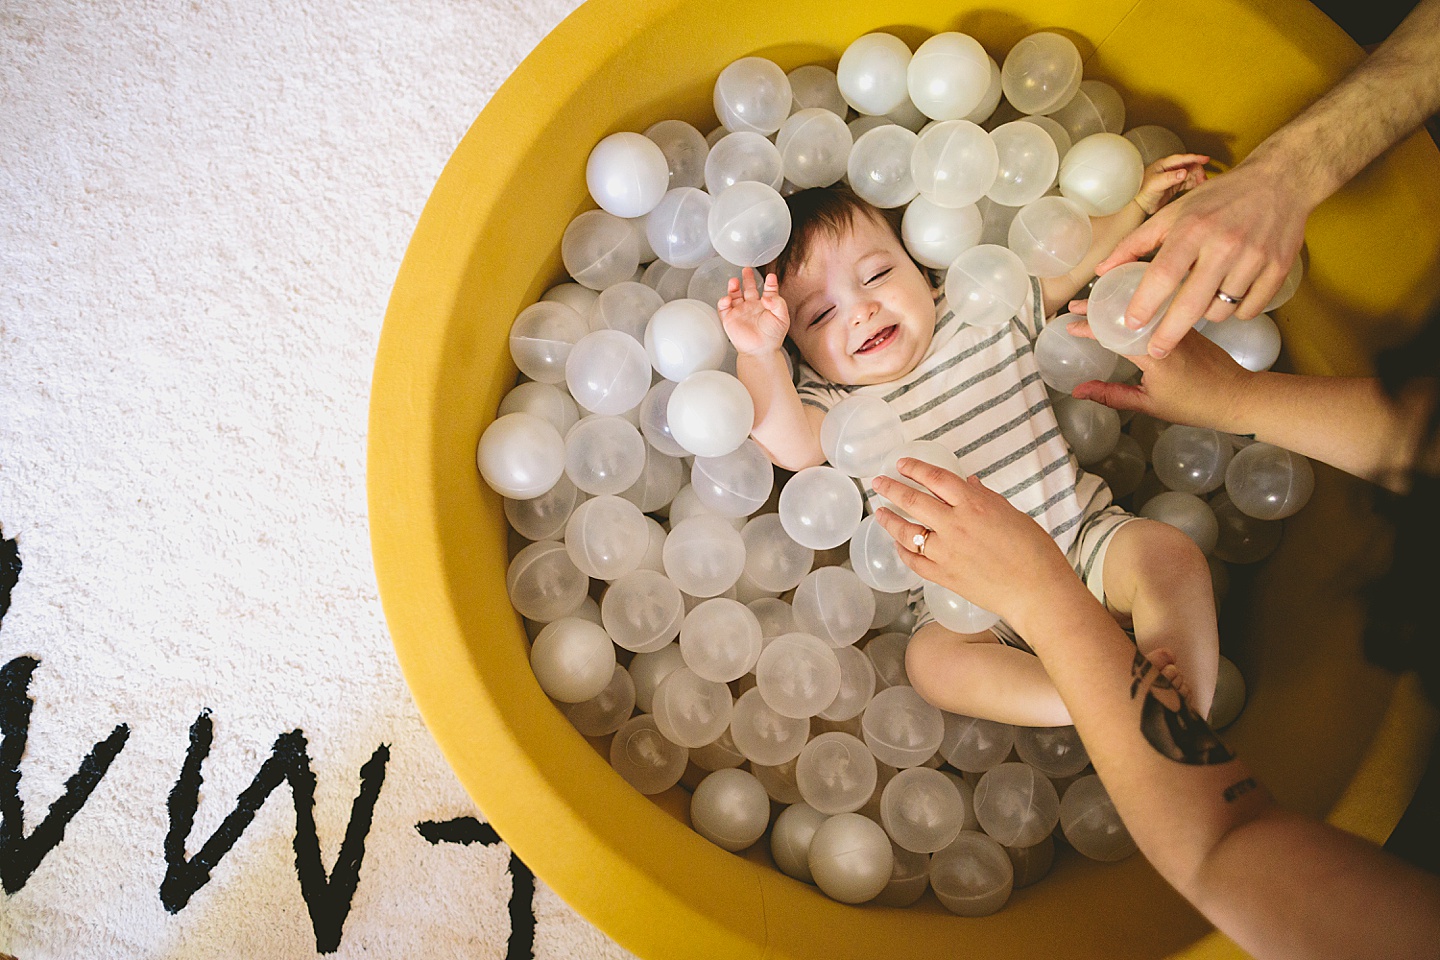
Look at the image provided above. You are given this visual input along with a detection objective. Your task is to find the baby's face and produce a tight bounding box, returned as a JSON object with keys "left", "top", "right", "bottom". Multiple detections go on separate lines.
{"left": 782, "top": 213, "right": 937, "bottom": 386}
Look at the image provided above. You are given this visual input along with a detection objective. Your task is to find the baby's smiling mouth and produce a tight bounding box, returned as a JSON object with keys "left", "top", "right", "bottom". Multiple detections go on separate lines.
{"left": 855, "top": 325, "right": 897, "bottom": 354}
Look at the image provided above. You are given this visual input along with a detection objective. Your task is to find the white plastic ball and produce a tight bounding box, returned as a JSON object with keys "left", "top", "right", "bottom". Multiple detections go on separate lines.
{"left": 929, "top": 830, "right": 1013, "bottom": 916}
{"left": 704, "top": 131, "right": 784, "bottom": 194}
{"left": 1008, "top": 195, "right": 1091, "bottom": 277}
{"left": 1225, "top": 442, "right": 1314, "bottom": 520}
{"left": 610, "top": 715, "right": 688, "bottom": 794}
{"left": 692, "top": 440, "right": 775, "bottom": 519}
{"left": 820, "top": 645, "right": 879, "bottom": 723}
{"left": 1021, "top": 114, "right": 1072, "bottom": 160}
{"left": 808, "top": 813, "right": 894, "bottom": 904}
{"left": 850, "top": 515, "right": 924, "bottom": 593}
{"left": 776, "top": 108, "right": 853, "bottom": 189}
{"left": 771, "top": 802, "right": 830, "bottom": 883}
{"left": 666, "top": 370, "right": 755, "bottom": 458}
{"left": 740, "top": 513, "right": 813, "bottom": 592}
{"left": 707, "top": 181, "right": 792, "bottom": 267}
{"left": 1049, "top": 80, "right": 1125, "bottom": 144}
{"left": 667, "top": 483, "right": 742, "bottom": 530}
{"left": 587, "top": 280, "right": 663, "bottom": 338}
{"left": 619, "top": 447, "right": 684, "bottom": 514}
{"left": 562, "top": 209, "right": 642, "bottom": 291}
{"left": 686, "top": 256, "right": 746, "bottom": 307}
{"left": 756, "top": 631, "right": 843, "bottom": 719}
{"left": 509, "top": 300, "right": 590, "bottom": 384}
{"left": 680, "top": 597, "right": 763, "bottom": 683}
{"left": 906, "top": 32, "right": 991, "bottom": 121}
{"left": 564, "top": 415, "right": 647, "bottom": 495}
{"left": 1053, "top": 395, "right": 1121, "bottom": 465}
{"left": 1060, "top": 774, "right": 1137, "bottom": 861}
{"left": 690, "top": 768, "right": 771, "bottom": 852}
{"left": 778, "top": 465, "right": 864, "bottom": 550}
{"left": 848, "top": 124, "right": 920, "bottom": 208}
{"left": 498, "top": 381, "right": 582, "bottom": 437}
{"left": 601, "top": 569, "right": 685, "bottom": 653}
{"left": 586, "top": 131, "right": 670, "bottom": 218}
{"left": 963, "top": 55, "right": 1003, "bottom": 124}
{"left": 477, "top": 412, "right": 566, "bottom": 500}
{"left": 1034, "top": 314, "right": 1119, "bottom": 393}
{"left": 530, "top": 617, "right": 617, "bottom": 703}
{"left": 1087, "top": 261, "right": 1173, "bottom": 355}
{"left": 910, "top": 120, "right": 997, "bottom": 208}
{"left": 1059, "top": 132, "right": 1145, "bottom": 216}
{"left": 628, "top": 642, "right": 685, "bottom": 713}
{"left": 796, "top": 731, "right": 878, "bottom": 814}
{"left": 565, "top": 329, "right": 651, "bottom": 416}
{"left": 880, "top": 766, "right": 966, "bottom": 853}
{"left": 988, "top": 120, "right": 1060, "bottom": 207}
{"left": 652, "top": 665, "right": 734, "bottom": 748}
{"left": 1201, "top": 312, "right": 1284, "bottom": 372}
{"left": 561, "top": 664, "right": 636, "bottom": 737}
{"left": 901, "top": 196, "right": 983, "bottom": 269}
{"left": 563, "top": 494, "right": 649, "bottom": 581}
{"left": 863, "top": 685, "right": 946, "bottom": 768}
{"left": 939, "top": 712, "right": 1015, "bottom": 772}
{"left": 820, "top": 394, "right": 908, "bottom": 478}
{"left": 729, "top": 687, "right": 810, "bottom": 765}
{"left": 1152, "top": 425, "right": 1234, "bottom": 495}
{"left": 789, "top": 64, "right": 847, "bottom": 116}
{"left": 1000, "top": 32, "right": 1082, "bottom": 115}
{"left": 541, "top": 280, "right": 600, "bottom": 316}
{"left": 505, "top": 473, "right": 584, "bottom": 542}
{"left": 749, "top": 596, "right": 798, "bottom": 639}
{"left": 943, "top": 244, "right": 1031, "bottom": 328}
{"left": 637, "top": 379, "right": 688, "bottom": 458}
{"left": 644, "top": 298, "right": 728, "bottom": 381}
{"left": 644, "top": 118, "right": 709, "bottom": 190}
{"left": 505, "top": 540, "right": 589, "bottom": 624}
{"left": 1014, "top": 726, "right": 1089, "bottom": 779}
{"left": 714, "top": 56, "right": 792, "bottom": 135}
{"left": 662, "top": 514, "right": 746, "bottom": 598}
{"left": 973, "top": 761, "right": 1060, "bottom": 846}
{"left": 837, "top": 33, "right": 913, "bottom": 116}
{"left": 1124, "top": 124, "right": 1186, "bottom": 167}
{"left": 792, "top": 566, "right": 877, "bottom": 647}
{"left": 645, "top": 188, "right": 716, "bottom": 270}
{"left": 643, "top": 259, "right": 697, "bottom": 302}
{"left": 1140, "top": 490, "right": 1220, "bottom": 554}
{"left": 923, "top": 581, "right": 1003, "bottom": 634}
{"left": 1211, "top": 655, "right": 1247, "bottom": 728}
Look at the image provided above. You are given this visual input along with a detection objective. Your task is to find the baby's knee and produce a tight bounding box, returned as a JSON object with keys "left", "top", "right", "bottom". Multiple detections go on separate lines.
{"left": 1130, "top": 518, "right": 1209, "bottom": 582}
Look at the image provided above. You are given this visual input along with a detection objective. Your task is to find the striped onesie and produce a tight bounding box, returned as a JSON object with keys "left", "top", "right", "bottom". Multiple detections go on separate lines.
{"left": 794, "top": 278, "right": 1135, "bottom": 649}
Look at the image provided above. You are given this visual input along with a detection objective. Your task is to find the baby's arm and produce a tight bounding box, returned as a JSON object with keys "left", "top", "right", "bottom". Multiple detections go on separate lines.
{"left": 1041, "top": 154, "right": 1209, "bottom": 317}
{"left": 718, "top": 268, "right": 827, "bottom": 471}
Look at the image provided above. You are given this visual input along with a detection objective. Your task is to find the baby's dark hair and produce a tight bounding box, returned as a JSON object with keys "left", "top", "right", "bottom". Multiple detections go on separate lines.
{"left": 771, "top": 185, "right": 907, "bottom": 285}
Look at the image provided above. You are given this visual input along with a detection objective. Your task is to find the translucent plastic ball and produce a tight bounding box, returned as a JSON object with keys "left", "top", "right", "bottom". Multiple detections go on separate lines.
{"left": 562, "top": 208, "right": 642, "bottom": 291}
{"left": 619, "top": 448, "right": 684, "bottom": 514}
{"left": 1060, "top": 774, "right": 1137, "bottom": 861}
{"left": 505, "top": 473, "right": 584, "bottom": 543}
{"left": 1266, "top": 253, "right": 1304, "bottom": 312}
{"left": 1050, "top": 80, "right": 1126, "bottom": 144}
{"left": 749, "top": 596, "right": 798, "bottom": 640}
{"left": 792, "top": 566, "right": 877, "bottom": 647}
{"left": 929, "top": 830, "right": 1014, "bottom": 916}
{"left": 776, "top": 108, "right": 853, "bottom": 189}
{"left": 680, "top": 597, "right": 763, "bottom": 683}
{"left": 865, "top": 632, "right": 912, "bottom": 690}
{"left": 1087, "top": 435, "right": 1144, "bottom": 502}
{"left": 874, "top": 440, "right": 962, "bottom": 519}
{"left": 566, "top": 330, "right": 652, "bottom": 416}
{"left": 477, "top": 412, "right": 566, "bottom": 500}
{"left": 644, "top": 118, "right": 709, "bottom": 190}
{"left": 808, "top": 812, "right": 894, "bottom": 904}
{"left": 690, "top": 768, "right": 771, "bottom": 852}
{"left": 691, "top": 725, "right": 747, "bottom": 772}
{"left": 561, "top": 664, "right": 636, "bottom": 738}
{"left": 564, "top": 415, "right": 647, "bottom": 495}
{"left": 923, "top": 581, "right": 1003, "bottom": 634}
{"left": 704, "top": 131, "right": 784, "bottom": 195}
{"left": 820, "top": 394, "right": 907, "bottom": 478}
{"left": 847, "top": 115, "right": 892, "bottom": 144}
{"left": 1201, "top": 312, "right": 1283, "bottom": 372}
{"left": 848, "top": 124, "right": 921, "bottom": 209}
{"left": 686, "top": 256, "right": 747, "bottom": 308}
{"left": 771, "top": 802, "right": 830, "bottom": 883}
{"left": 963, "top": 54, "right": 1004, "bottom": 124}
{"left": 1153, "top": 425, "right": 1234, "bottom": 495}
{"left": 509, "top": 300, "right": 590, "bottom": 384}
{"left": 1014, "top": 724, "right": 1091, "bottom": 778}
{"left": 1225, "top": 442, "right": 1314, "bottom": 520}
{"left": 778, "top": 465, "right": 864, "bottom": 550}
{"left": 906, "top": 32, "right": 990, "bottom": 121}
{"left": 881, "top": 766, "right": 967, "bottom": 853}
{"left": 837, "top": 33, "right": 913, "bottom": 116}
{"left": 666, "top": 370, "right": 755, "bottom": 458}
{"left": 901, "top": 196, "right": 983, "bottom": 270}
{"left": 741, "top": 513, "right": 813, "bottom": 592}
{"left": 973, "top": 761, "right": 1060, "bottom": 846}
{"left": 652, "top": 665, "right": 734, "bottom": 748}
{"left": 610, "top": 714, "right": 688, "bottom": 795}
{"left": 563, "top": 494, "right": 649, "bottom": 581}
{"left": 755, "top": 631, "right": 843, "bottom": 719}
{"left": 1087, "top": 261, "right": 1173, "bottom": 355}
{"left": 909, "top": 120, "right": 997, "bottom": 208}
{"left": 714, "top": 56, "right": 792, "bottom": 136}
{"left": 692, "top": 441, "right": 775, "bottom": 520}
{"left": 1053, "top": 396, "right": 1121, "bottom": 465}
{"left": 939, "top": 713, "right": 1015, "bottom": 773}
{"left": 642, "top": 259, "right": 697, "bottom": 302}
{"left": 662, "top": 514, "right": 746, "bottom": 597}
{"left": 541, "top": 280, "right": 600, "bottom": 316}
{"left": 588, "top": 280, "right": 662, "bottom": 339}
{"left": 497, "top": 381, "right": 582, "bottom": 438}
{"left": 1059, "top": 132, "right": 1145, "bottom": 217}
{"left": 628, "top": 642, "right": 685, "bottom": 713}
{"left": 1124, "top": 123, "right": 1186, "bottom": 167}
{"left": 849, "top": 515, "right": 924, "bottom": 593}
{"left": 1140, "top": 491, "right": 1220, "bottom": 554}
{"left": 789, "top": 64, "right": 847, "bottom": 116}
{"left": 1021, "top": 114, "right": 1072, "bottom": 161}
{"left": 644, "top": 298, "right": 727, "bottom": 382}
{"left": 600, "top": 569, "right": 685, "bottom": 653}
{"left": 667, "top": 482, "right": 742, "bottom": 530}
{"left": 707, "top": 180, "right": 792, "bottom": 267}
{"left": 988, "top": 120, "right": 1060, "bottom": 208}
{"left": 1211, "top": 655, "right": 1247, "bottom": 728}
{"left": 870, "top": 588, "right": 909, "bottom": 631}
{"left": 586, "top": 131, "right": 670, "bottom": 219}
{"left": 1007, "top": 195, "right": 1091, "bottom": 278}
{"left": 1000, "top": 32, "right": 1082, "bottom": 115}
{"left": 505, "top": 539, "right": 589, "bottom": 624}
{"left": 752, "top": 755, "right": 804, "bottom": 804}
{"left": 944, "top": 244, "right": 1031, "bottom": 329}
{"left": 975, "top": 194, "right": 1022, "bottom": 247}
{"left": 863, "top": 684, "right": 946, "bottom": 768}
{"left": 1034, "top": 314, "right": 1119, "bottom": 393}
{"left": 729, "top": 687, "right": 811, "bottom": 765}
{"left": 644, "top": 188, "right": 716, "bottom": 270}
{"left": 795, "top": 731, "right": 878, "bottom": 814}
{"left": 1210, "top": 490, "right": 1284, "bottom": 564}
{"left": 529, "top": 617, "right": 617, "bottom": 703}
{"left": 637, "top": 380, "right": 688, "bottom": 458}
{"left": 820, "top": 645, "right": 879, "bottom": 723}
{"left": 1005, "top": 834, "right": 1055, "bottom": 889}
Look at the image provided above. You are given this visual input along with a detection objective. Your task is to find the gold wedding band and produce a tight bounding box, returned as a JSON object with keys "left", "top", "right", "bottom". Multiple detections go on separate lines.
{"left": 1215, "top": 290, "right": 1244, "bottom": 305}
{"left": 911, "top": 528, "right": 931, "bottom": 556}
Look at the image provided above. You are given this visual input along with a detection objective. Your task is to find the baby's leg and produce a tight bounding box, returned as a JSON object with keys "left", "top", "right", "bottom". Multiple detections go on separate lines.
{"left": 1098, "top": 518, "right": 1220, "bottom": 719}
{"left": 906, "top": 622, "right": 1075, "bottom": 727}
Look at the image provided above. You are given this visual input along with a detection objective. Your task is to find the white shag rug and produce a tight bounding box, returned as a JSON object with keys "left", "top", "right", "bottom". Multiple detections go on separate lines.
{"left": 0, "top": 1, "right": 638, "bottom": 957}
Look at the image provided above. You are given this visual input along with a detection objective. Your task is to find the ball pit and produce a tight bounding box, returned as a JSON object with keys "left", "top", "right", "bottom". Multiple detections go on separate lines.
{"left": 371, "top": 1, "right": 1440, "bottom": 958}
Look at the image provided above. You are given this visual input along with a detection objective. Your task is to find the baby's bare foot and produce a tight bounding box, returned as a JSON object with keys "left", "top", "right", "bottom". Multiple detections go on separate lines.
{"left": 1146, "top": 647, "right": 1195, "bottom": 707}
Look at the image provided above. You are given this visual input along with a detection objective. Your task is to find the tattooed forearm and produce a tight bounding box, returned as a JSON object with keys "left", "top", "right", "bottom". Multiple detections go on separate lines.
{"left": 1223, "top": 777, "right": 1259, "bottom": 803}
{"left": 1130, "top": 649, "right": 1153, "bottom": 699}
{"left": 1131, "top": 649, "right": 1235, "bottom": 765}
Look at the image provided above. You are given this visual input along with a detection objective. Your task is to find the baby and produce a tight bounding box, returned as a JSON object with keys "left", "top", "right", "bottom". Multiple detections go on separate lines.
{"left": 718, "top": 155, "right": 1219, "bottom": 727}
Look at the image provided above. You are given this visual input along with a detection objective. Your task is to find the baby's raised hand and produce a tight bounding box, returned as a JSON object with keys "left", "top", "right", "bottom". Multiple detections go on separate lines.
{"left": 718, "top": 267, "right": 790, "bottom": 357}
{"left": 1134, "top": 153, "right": 1210, "bottom": 216}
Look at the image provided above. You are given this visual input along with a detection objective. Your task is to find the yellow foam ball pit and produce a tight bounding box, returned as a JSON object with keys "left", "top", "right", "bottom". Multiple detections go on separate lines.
{"left": 369, "top": 1, "right": 1440, "bottom": 957}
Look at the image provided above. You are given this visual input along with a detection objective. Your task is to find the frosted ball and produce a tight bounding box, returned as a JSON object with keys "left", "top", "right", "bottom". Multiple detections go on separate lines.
{"left": 619, "top": 448, "right": 684, "bottom": 514}
{"left": 1088, "top": 434, "right": 1144, "bottom": 502}
{"left": 1060, "top": 774, "right": 1137, "bottom": 861}
{"left": 1005, "top": 834, "right": 1055, "bottom": 889}
{"left": 730, "top": 687, "right": 810, "bottom": 765}
{"left": 848, "top": 124, "right": 920, "bottom": 208}
{"left": 792, "top": 566, "right": 876, "bottom": 647}
{"left": 909, "top": 120, "right": 996, "bottom": 208}
{"left": 477, "top": 412, "right": 565, "bottom": 500}
{"left": 586, "top": 131, "right": 670, "bottom": 219}
{"left": 610, "top": 715, "right": 688, "bottom": 794}
{"left": 752, "top": 755, "right": 804, "bottom": 803}
{"left": 680, "top": 598, "right": 763, "bottom": 682}
{"left": 923, "top": 581, "right": 1003, "bottom": 634}
{"left": 637, "top": 380, "right": 689, "bottom": 458}
{"left": 1000, "top": 32, "right": 1082, "bottom": 115}
{"left": 929, "top": 830, "right": 1013, "bottom": 916}
{"left": 586, "top": 281, "right": 661, "bottom": 339}
{"left": 1211, "top": 655, "right": 1247, "bottom": 728}
{"left": 1124, "top": 124, "right": 1186, "bottom": 167}
{"left": 644, "top": 298, "right": 727, "bottom": 381}
{"left": 637, "top": 517, "right": 669, "bottom": 574}
{"left": 906, "top": 32, "right": 991, "bottom": 121}
{"left": 691, "top": 726, "right": 746, "bottom": 772}
{"left": 877, "top": 845, "right": 933, "bottom": 907}
{"left": 1265, "top": 254, "right": 1304, "bottom": 312}
{"left": 498, "top": 381, "right": 581, "bottom": 438}
{"left": 756, "top": 631, "right": 843, "bottom": 719}
{"left": 1210, "top": 490, "right": 1283, "bottom": 564}
{"left": 643, "top": 260, "right": 697, "bottom": 303}
{"left": 562, "top": 209, "right": 642, "bottom": 291}
{"left": 561, "top": 664, "right": 636, "bottom": 737}
{"left": 509, "top": 300, "right": 590, "bottom": 384}
{"left": 662, "top": 514, "right": 745, "bottom": 597}
{"left": 1053, "top": 396, "right": 1121, "bottom": 465}
{"left": 667, "top": 483, "right": 742, "bottom": 530}
{"left": 837, "top": 33, "right": 912, "bottom": 116}
{"left": 874, "top": 440, "right": 962, "bottom": 519}
{"left": 750, "top": 597, "right": 798, "bottom": 639}
{"left": 704, "top": 131, "right": 784, "bottom": 195}
{"left": 628, "top": 642, "right": 685, "bottom": 713}
{"left": 667, "top": 370, "right": 754, "bottom": 458}
{"left": 789, "top": 64, "right": 847, "bottom": 115}
{"left": 820, "top": 645, "right": 879, "bottom": 722}
{"left": 863, "top": 685, "right": 946, "bottom": 768}
{"left": 564, "top": 415, "right": 647, "bottom": 495}
{"left": 644, "top": 188, "right": 716, "bottom": 270}
{"left": 1153, "top": 426, "right": 1234, "bottom": 495}
{"left": 691, "top": 768, "right": 770, "bottom": 852}
{"left": 865, "top": 632, "right": 912, "bottom": 689}
{"left": 1050, "top": 80, "right": 1125, "bottom": 144}
{"left": 973, "top": 762, "right": 1060, "bottom": 846}
{"left": 778, "top": 465, "right": 864, "bottom": 550}
{"left": 1087, "top": 261, "right": 1173, "bottom": 355}
{"left": 975, "top": 194, "right": 1022, "bottom": 247}
{"left": 808, "top": 813, "right": 894, "bottom": 904}
{"left": 565, "top": 329, "right": 651, "bottom": 416}
{"left": 628, "top": 216, "right": 658, "bottom": 266}
{"left": 881, "top": 767, "right": 966, "bottom": 853}
{"left": 1014, "top": 724, "right": 1090, "bottom": 777}
{"left": 1008, "top": 195, "right": 1091, "bottom": 277}
{"left": 644, "top": 119, "right": 709, "bottom": 190}
{"left": 796, "top": 732, "right": 878, "bottom": 814}
{"left": 707, "top": 181, "right": 792, "bottom": 267}
{"left": 652, "top": 666, "right": 734, "bottom": 748}
{"left": 1225, "top": 443, "right": 1314, "bottom": 520}
{"left": 850, "top": 515, "right": 924, "bottom": 593}
{"left": 714, "top": 56, "right": 792, "bottom": 135}
{"left": 687, "top": 256, "right": 747, "bottom": 307}
{"left": 847, "top": 115, "right": 893, "bottom": 143}
{"left": 771, "top": 802, "right": 830, "bottom": 883}
{"left": 741, "top": 513, "right": 813, "bottom": 592}
{"left": 988, "top": 121, "right": 1060, "bottom": 207}
{"left": 1034, "top": 314, "right": 1119, "bottom": 393}
{"left": 901, "top": 197, "right": 983, "bottom": 269}
{"left": 505, "top": 473, "right": 584, "bottom": 542}
{"left": 1201, "top": 312, "right": 1283, "bottom": 372}
{"left": 939, "top": 713, "right": 1015, "bottom": 772}
{"left": 506, "top": 540, "right": 589, "bottom": 624}
{"left": 541, "top": 281, "right": 600, "bottom": 316}
{"left": 820, "top": 394, "right": 907, "bottom": 477}
{"left": 601, "top": 569, "right": 684, "bottom": 653}
{"left": 944, "top": 244, "right": 1031, "bottom": 329}
{"left": 1140, "top": 491, "right": 1220, "bottom": 554}
{"left": 563, "top": 494, "right": 649, "bottom": 581}
{"left": 692, "top": 440, "right": 775, "bottom": 520}
{"left": 1059, "top": 133, "right": 1144, "bottom": 217}
{"left": 776, "top": 108, "right": 853, "bottom": 189}
{"left": 870, "top": 588, "right": 909, "bottom": 631}
{"left": 530, "top": 617, "right": 616, "bottom": 703}
{"left": 1020, "top": 114, "right": 1072, "bottom": 161}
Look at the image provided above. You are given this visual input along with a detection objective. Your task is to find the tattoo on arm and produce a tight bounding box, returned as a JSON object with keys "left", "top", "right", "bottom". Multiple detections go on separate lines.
{"left": 1129, "top": 649, "right": 1153, "bottom": 699}
{"left": 1132, "top": 651, "right": 1235, "bottom": 766}
{"left": 1223, "top": 777, "right": 1259, "bottom": 803}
